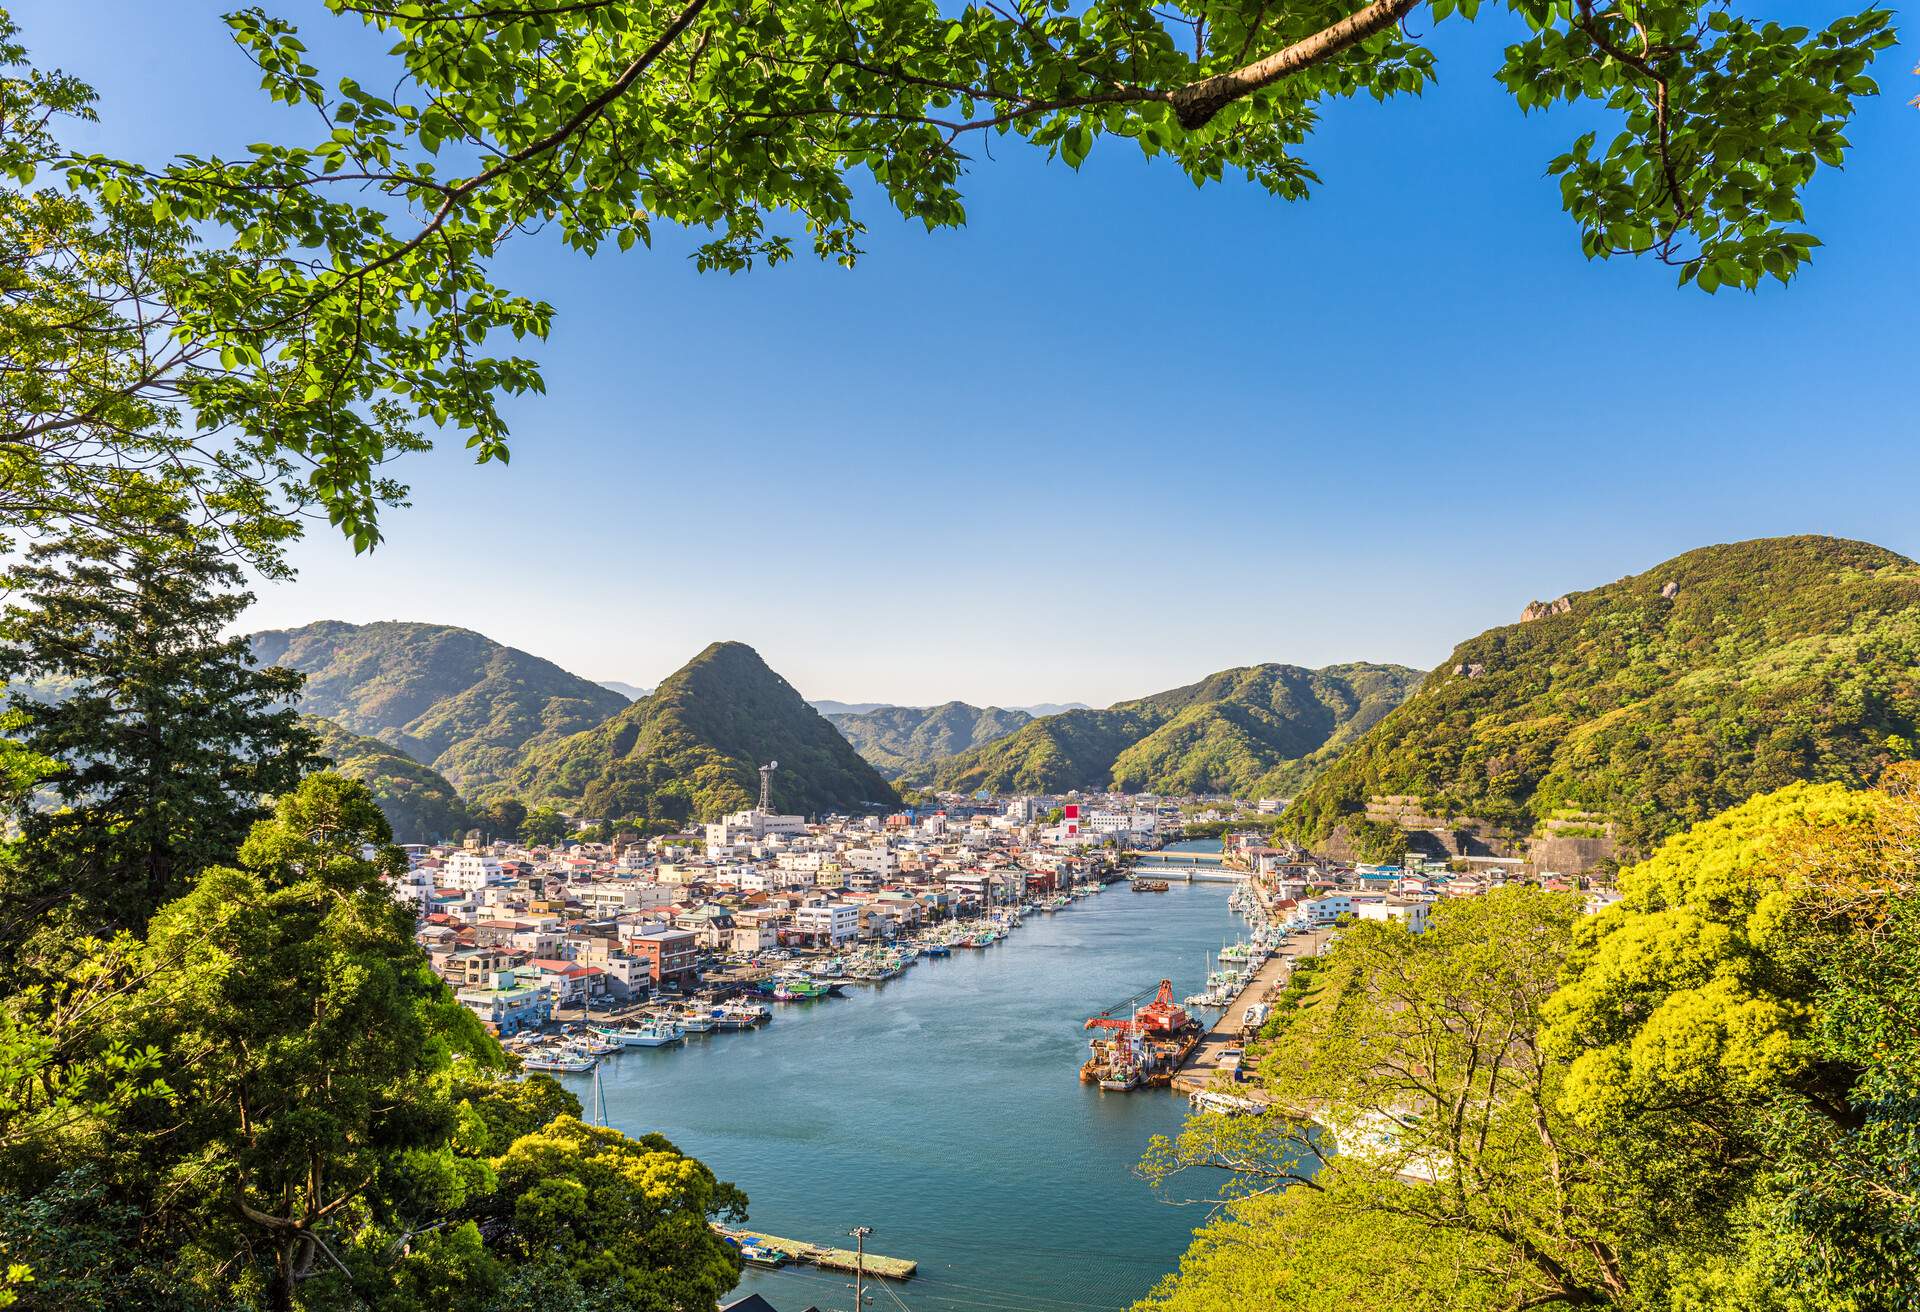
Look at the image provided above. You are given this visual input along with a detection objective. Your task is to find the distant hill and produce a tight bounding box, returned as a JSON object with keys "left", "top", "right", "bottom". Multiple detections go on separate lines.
{"left": 505, "top": 641, "right": 900, "bottom": 824}
{"left": 814, "top": 698, "right": 1089, "bottom": 718}
{"left": 597, "top": 680, "right": 652, "bottom": 701}
{"left": 1283, "top": 536, "right": 1920, "bottom": 855}
{"left": 929, "top": 663, "right": 1422, "bottom": 796}
{"left": 828, "top": 703, "right": 1033, "bottom": 780}
{"left": 810, "top": 700, "right": 893, "bottom": 716}
{"left": 250, "top": 621, "right": 629, "bottom": 794}
{"left": 306, "top": 716, "right": 472, "bottom": 844}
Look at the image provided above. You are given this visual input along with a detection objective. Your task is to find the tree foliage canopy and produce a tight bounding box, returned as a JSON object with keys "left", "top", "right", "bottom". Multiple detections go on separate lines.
{"left": 1147, "top": 772, "right": 1920, "bottom": 1310}
{"left": 2, "top": 0, "right": 1899, "bottom": 557}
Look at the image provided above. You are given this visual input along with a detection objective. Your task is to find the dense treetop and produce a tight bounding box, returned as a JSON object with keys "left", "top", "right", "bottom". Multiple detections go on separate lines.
{"left": 1144, "top": 769, "right": 1920, "bottom": 1308}
{"left": 504, "top": 641, "right": 900, "bottom": 824}
{"left": 932, "top": 662, "right": 1421, "bottom": 796}
{"left": 1283, "top": 535, "right": 1920, "bottom": 854}
{"left": 252, "top": 621, "right": 629, "bottom": 794}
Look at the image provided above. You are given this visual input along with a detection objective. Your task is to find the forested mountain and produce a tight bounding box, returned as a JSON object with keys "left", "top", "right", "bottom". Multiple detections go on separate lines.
{"left": 598, "top": 680, "right": 651, "bottom": 701}
{"left": 505, "top": 641, "right": 899, "bottom": 824}
{"left": 250, "top": 621, "right": 628, "bottom": 793}
{"left": 305, "top": 716, "right": 473, "bottom": 844}
{"left": 1283, "top": 536, "right": 1920, "bottom": 854}
{"left": 929, "top": 663, "right": 1422, "bottom": 796}
{"left": 828, "top": 702, "right": 1032, "bottom": 779}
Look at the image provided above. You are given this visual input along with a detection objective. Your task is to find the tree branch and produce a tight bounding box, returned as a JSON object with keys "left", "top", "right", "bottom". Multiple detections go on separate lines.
{"left": 1170, "top": 0, "right": 1422, "bottom": 128}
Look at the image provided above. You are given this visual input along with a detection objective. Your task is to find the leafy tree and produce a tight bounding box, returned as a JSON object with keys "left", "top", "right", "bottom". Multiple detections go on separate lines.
{"left": 488, "top": 1117, "right": 747, "bottom": 1312}
{"left": 479, "top": 798, "right": 529, "bottom": 841}
{"left": 1344, "top": 817, "right": 1405, "bottom": 863}
{"left": 305, "top": 717, "right": 474, "bottom": 844}
{"left": 107, "top": 773, "right": 496, "bottom": 1311}
{"left": 0, "top": 773, "right": 749, "bottom": 1312}
{"left": 520, "top": 806, "right": 571, "bottom": 847}
{"left": 1545, "top": 769, "right": 1920, "bottom": 1305}
{"left": 1141, "top": 888, "right": 1652, "bottom": 1309}
{"left": 2, "top": 1, "right": 1898, "bottom": 561}
{"left": 0, "top": 528, "right": 314, "bottom": 950}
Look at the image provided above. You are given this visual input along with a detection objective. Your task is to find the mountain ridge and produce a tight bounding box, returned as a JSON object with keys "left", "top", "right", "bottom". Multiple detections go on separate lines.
{"left": 828, "top": 702, "right": 1033, "bottom": 780}
{"left": 250, "top": 620, "right": 629, "bottom": 794}
{"left": 928, "top": 661, "right": 1423, "bottom": 796}
{"left": 504, "top": 641, "right": 900, "bottom": 824}
{"left": 1283, "top": 535, "right": 1920, "bottom": 855}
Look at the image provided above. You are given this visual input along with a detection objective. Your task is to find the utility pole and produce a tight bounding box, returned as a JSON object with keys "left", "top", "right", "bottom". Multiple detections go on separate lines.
{"left": 848, "top": 1225, "right": 872, "bottom": 1311}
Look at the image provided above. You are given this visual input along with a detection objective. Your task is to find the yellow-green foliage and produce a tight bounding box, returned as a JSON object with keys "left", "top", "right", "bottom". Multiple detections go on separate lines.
{"left": 1134, "top": 1188, "right": 1522, "bottom": 1312}
{"left": 1543, "top": 780, "right": 1885, "bottom": 1125}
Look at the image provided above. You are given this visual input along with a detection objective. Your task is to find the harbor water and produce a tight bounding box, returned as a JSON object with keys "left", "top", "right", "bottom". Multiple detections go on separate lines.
{"left": 565, "top": 843, "right": 1246, "bottom": 1312}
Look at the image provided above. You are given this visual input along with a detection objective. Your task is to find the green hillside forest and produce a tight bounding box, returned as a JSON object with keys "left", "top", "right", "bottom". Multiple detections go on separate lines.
{"left": 930, "top": 663, "right": 1422, "bottom": 797}
{"left": 250, "top": 621, "right": 629, "bottom": 794}
{"left": 505, "top": 641, "right": 900, "bottom": 824}
{"left": 1283, "top": 536, "right": 1920, "bottom": 854}
{"left": 828, "top": 702, "right": 1032, "bottom": 779}
{"left": 304, "top": 717, "right": 473, "bottom": 845}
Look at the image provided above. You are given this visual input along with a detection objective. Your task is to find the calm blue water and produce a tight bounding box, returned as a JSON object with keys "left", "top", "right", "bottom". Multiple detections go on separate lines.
{"left": 565, "top": 845, "right": 1243, "bottom": 1312}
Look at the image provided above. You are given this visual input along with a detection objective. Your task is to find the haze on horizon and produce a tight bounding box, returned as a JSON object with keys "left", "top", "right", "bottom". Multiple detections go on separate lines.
{"left": 16, "top": 1, "right": 1918, "bottom": 709}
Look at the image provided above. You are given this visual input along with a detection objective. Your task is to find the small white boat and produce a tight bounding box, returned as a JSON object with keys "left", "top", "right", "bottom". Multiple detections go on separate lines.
{"left": 524, "top": 1050, "right": 595, "bottom": 1073}
{"left": 628, "top": 1019, "right": 684, "bottom": 1047}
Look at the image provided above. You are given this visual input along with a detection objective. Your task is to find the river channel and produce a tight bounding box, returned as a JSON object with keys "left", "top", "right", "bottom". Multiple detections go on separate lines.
{"left": 564, "top": 842, "right": 1246, "bottom": 1312}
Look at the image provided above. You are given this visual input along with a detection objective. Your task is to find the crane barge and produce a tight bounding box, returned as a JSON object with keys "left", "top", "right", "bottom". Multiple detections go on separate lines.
{"left": 1079, "top": 979, "right": 1201, "bottom": 1091}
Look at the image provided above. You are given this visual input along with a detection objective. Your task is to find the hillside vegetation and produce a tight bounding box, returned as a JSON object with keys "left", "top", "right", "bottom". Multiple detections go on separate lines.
{"left": 505, "top": 641, "right": 899, "bottom": 824}
{"left": 1283, "top": 536, "right": 1920, "bottom": 854}
{"left": 930, "top": 663, "right": 1422, "bottom": 796}
{"left": 828, "top": 702, "right": 1032, "bottom": 779}
{"left": 305, "top": 716, "right": 473, "bottom": 844}
{"left": 251, "top": 621, "right": 629, "bottom": 793}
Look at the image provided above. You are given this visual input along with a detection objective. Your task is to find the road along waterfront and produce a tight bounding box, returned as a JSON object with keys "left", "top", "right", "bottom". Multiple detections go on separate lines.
{"left": 564, "top": 853, "right": 1255, "bottom": 1312}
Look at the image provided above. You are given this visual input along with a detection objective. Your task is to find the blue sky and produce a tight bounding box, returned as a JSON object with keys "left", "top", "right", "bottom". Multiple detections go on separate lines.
{"left": 15, "top": 3, "right": 1920, "bottom": 706}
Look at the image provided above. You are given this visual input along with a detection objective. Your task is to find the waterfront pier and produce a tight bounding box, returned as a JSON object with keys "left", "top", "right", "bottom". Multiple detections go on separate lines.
{"left": 1171, "top": 926, "right": 1333, "bottom": 1095}
{"left": 717, "top": 1227, "right": 917, "bottom": 1280}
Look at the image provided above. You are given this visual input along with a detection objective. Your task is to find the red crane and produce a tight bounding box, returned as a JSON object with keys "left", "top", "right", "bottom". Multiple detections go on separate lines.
{"left": 1084, "top": 979, "right": 1190, "bottom": 1036}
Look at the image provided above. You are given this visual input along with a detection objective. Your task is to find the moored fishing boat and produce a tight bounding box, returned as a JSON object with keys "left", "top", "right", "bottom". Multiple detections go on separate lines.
{"left": 631, "top": 1018, "right": 684, "bottom": 1046}
{"left": 524, "top": 1049, "right": 595, "bottom": 1073}
{"left": 717, "top": 1000, "right": 771, "bottom": 1028}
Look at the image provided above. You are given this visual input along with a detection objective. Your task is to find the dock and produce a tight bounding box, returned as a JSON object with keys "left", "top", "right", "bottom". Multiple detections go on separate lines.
{"left": 1171, "top": 927, "right": 1332, "bottom": 1095}
{"left": 716, "top": 1227, "right": 917, "bottom": 1280}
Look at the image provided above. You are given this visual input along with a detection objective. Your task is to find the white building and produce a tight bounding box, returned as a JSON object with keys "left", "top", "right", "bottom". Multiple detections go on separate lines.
{"left": 705, "top": 809, "right": 808, "bottom": 857}
{"left": 792, "top": 902, "right": 859, "bottom": 946}
{"left": 1304, "top": 893, "right": 1357, "bottom": 925}
{"left": 442, "top": 851, "right": 505, "bottom": 892}
{"left": 1353, "top": 898, "right": 1431, "bottom": 934}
